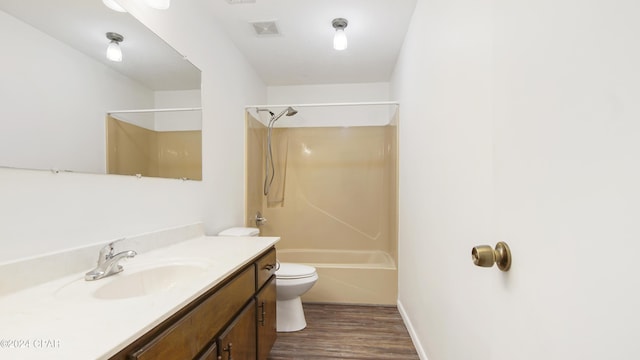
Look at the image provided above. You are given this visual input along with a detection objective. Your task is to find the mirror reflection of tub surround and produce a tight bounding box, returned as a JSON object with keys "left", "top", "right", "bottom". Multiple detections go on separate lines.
{"left": 0, "top": 0, "right": 202, "bottom": 177}
{"left": 107, "top": 107, "right": 202, "bottom": 180}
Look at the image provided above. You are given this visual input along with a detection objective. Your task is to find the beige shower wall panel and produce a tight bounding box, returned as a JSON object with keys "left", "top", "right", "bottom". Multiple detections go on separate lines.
{"left": 386, "top": 112, "right": 399, "bottom": 264}
{"left": 107, "top": 116, "right": 155, "bottom": 177}
{"left": 156, "top": 130, "right": 202, "bottom": 180}
{"left": 260, "top": 126, "right": 395, "bottom": 253}
{"left": 107, "top": 116, "right": 202, "bottom": 180}
{"left": 246, "top": 115, "right": 266, "bottom": 224}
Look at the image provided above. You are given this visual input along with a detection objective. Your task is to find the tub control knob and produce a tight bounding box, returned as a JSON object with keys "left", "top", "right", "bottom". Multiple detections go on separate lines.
{"left": 255, "top": 211, "right": 267, "bottom": 227}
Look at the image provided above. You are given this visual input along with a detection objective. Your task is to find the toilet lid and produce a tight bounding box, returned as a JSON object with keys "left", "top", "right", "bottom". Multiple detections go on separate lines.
{"left": 276, "top": 262, "right": 317, "bottom": 279}
{"left": 217, "top": 227, "right": 260, "bottom": 236}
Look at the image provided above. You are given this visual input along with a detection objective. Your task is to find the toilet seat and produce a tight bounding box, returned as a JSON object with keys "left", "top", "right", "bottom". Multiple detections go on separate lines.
{"left": 276, "top": 262, "right": 317, "bottom": 279}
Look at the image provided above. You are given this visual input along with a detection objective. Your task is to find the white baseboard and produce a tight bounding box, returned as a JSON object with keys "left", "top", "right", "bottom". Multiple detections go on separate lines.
{"left": 397, "top": 299, "right": 429, "bottom": 360}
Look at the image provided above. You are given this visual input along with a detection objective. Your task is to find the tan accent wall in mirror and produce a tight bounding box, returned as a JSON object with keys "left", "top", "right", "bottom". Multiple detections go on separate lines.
{"left": 107, "top": 116, "right": 202, "bottom": 180}
{"left": 156, "top": 131, "right": 202, "bottom": 180}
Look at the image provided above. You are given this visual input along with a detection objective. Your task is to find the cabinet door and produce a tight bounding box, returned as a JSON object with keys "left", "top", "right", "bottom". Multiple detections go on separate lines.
{"left": 256, "top": 276, "right": 277, "bottom": 360}
{"left": 196, "top": 342, "right": 219, "bottom": 360}
{"left": 218, "top": 300, "right": 257, "bottom": 360}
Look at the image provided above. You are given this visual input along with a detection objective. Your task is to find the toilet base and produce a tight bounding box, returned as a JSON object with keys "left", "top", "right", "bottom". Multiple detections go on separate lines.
{"left": 276, "top": 297, "right": 307, "bottom": 332}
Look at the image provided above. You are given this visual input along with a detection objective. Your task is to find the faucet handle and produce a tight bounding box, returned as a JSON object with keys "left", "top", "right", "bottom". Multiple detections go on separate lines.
{"left": 98, "top": 238, "right": 125, "bottom": 263}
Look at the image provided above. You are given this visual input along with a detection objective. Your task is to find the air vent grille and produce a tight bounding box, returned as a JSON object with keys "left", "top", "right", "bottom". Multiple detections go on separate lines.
{"left": 250, "top": 21, "right": 280, "bottom": 36}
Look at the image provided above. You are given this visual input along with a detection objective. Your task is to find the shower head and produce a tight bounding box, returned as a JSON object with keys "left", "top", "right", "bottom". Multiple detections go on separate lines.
{"left": 286, "top": 106, "right": 298, "bottom": 116}
{"left": 271, "top": 106, "right": 298, "bottom": 123}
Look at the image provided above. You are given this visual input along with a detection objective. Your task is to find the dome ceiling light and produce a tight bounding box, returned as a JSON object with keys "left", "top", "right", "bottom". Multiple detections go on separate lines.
{"left": 332, "top": 18, "right": 348, "bottom": 51}
{"left": 106, "top": 32, "right": 124, "bottom": 62}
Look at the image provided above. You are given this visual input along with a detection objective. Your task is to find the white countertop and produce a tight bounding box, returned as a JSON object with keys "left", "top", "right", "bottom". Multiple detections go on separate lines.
{"left": 0, "top": 236, "right": 279, "bottom": 360}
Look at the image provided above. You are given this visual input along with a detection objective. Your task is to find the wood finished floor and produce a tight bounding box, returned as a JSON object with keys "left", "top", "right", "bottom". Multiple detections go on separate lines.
{"left": 268, "top": 304, "right": 420, "bottom": 360}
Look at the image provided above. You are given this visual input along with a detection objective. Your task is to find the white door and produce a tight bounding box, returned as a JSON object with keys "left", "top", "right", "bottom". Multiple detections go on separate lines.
{"left": 489, "top": 1, "right": 640, "bottom": 358}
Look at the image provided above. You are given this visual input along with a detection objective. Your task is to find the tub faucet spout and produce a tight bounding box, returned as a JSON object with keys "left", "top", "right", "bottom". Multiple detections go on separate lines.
{"left": 85, "top": 241, "right": 137, "bottom": 281}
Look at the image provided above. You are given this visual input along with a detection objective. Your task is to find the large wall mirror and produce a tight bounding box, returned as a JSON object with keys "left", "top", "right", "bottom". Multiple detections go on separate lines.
{"left": 0, "top": 0, "right": 202, "bottom": 180}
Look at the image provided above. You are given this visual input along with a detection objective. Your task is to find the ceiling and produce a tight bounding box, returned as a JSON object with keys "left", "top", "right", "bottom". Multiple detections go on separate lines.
{"left": 205, "top": 0, "right": 418, "bottom": 86}
{"left": 0, "top": 0, "right": 200, "bottom": 91}
{"left": 0, "top": 0, "right": 416, "bottom": 89}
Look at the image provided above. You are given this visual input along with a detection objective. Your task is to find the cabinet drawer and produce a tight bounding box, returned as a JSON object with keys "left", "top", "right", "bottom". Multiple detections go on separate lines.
{"left": 255, "top": 248, "right": 277, "bottom": 290}
{"left": 129, "top": 266, "right": 255, "bottom": 360}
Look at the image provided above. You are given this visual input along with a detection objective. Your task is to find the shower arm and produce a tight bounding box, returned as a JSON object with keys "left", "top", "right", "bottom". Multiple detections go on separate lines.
{"left": 271, "top": 108, "right": 289, "bottom": 123}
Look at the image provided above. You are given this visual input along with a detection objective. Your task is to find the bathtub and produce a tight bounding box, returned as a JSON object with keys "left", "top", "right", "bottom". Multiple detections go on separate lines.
{"left": 276, "top": 249, "right": 398, "bottom": 305}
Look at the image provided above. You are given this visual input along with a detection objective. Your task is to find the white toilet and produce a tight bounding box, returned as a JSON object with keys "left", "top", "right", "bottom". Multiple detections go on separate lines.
{"left": 217, "top": 227, "right": 318, "bottom": 332}
{"left": 275, "top": 262, "right": 318, "bottom": 332}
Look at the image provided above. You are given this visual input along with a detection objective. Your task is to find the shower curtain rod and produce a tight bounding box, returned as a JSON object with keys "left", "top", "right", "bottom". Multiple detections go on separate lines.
{"left": 107, "top": 107, "right": 202, "bottom": 115}
{"left": 245, "top": 101, "right": 399, "bottom": 110}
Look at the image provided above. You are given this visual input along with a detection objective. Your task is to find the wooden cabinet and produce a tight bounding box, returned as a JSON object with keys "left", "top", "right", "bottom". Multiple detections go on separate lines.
{"left": 255, "top": 248, "right": 277, "bottom": 290}
{"left": 196, "top": 343, "right": 218, "bottom": 360}
{"left": 255, "top": 248, "right": 277, "bottom": 360}
{"left": 218, "top": 300, "right": 257, "bottom": 360}
{"left": 109, "top": 247, "right": 277, "bottom": 360}
{"left": 256, "top": 277, "right": 277, "bottom": 360}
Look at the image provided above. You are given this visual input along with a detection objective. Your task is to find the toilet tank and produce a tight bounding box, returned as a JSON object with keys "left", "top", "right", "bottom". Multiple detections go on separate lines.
{"left": 217, "top": 227, "right": 260, "bottom": 237}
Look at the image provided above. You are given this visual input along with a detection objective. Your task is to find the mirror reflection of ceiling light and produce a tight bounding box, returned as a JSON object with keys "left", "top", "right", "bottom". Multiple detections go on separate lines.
{"left": 332, "top": 18, "right": 348, "bottom": 51}
{"left": 106, "top": 32, "right": 124, "bottom": 62}
{"left": 102, "top": 0, "right": 127, "bottom": 12}
{"left": 145, "top": 0, "right": 171, "bottom": 10}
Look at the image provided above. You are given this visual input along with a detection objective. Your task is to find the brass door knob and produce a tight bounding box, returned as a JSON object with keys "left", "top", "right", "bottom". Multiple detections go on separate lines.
{"left": 471, "top": 242, "right": 512, "bottom": 271}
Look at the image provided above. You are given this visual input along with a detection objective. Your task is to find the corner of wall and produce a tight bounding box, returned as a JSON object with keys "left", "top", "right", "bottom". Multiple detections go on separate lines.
{"left": 397, "top": 299, "right": 429, "bottom": 360}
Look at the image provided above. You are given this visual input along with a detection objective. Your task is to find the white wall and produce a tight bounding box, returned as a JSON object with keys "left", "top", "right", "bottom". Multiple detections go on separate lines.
{"left": 391, "top": 0, "right": 493, "bottom": 358}
{"left": 110, "top": 90, "right": 202, "bottom": 131}
{"left": 267, "top": 82, "right": 390, "bottom": 104}
{"left": 393, "top": 0, "right": 640, "bottom": 359}
{"left": 265, "top": 82, "right": 393, "bottom": 127}
{"left": 102, "top": 0, "right": 268, "bottom": 238}
{"left": 0, "top": 9, "right": 154, "bottom": 174}
{"left": 0, "top": 0, "right": 266, "bottom": 263}
{"left": 154, "top": 89, "right": 202, "bottom": 131}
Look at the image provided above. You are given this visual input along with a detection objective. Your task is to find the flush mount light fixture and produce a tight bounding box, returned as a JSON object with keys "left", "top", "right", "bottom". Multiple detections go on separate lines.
{"left": 106, "top": 32, "right": 124, "bottom": 62}
{"left": 102, "top": 0, "right": 126, "bottom": 12}
{"left": 332, "top": 18, "right": 348, "bottom": 51}
{"left": 145, "top": 0, "right": 171, "bottom": 10}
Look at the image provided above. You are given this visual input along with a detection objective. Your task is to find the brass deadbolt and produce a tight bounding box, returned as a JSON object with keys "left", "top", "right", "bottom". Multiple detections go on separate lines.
{"left": 471, "top": 242, "right": 512, "bottom": 271}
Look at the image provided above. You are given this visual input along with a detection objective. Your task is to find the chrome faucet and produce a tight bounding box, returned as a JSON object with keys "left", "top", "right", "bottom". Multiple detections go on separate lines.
{"left": 85, "top": 240, "right": 137, "bottom": 281}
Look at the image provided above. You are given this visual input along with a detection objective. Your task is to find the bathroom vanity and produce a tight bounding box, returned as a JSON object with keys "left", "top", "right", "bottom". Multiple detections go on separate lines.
{"left": 111, "top": 247, "right": 277, "bottom": 360}
{"left": 0, "top": 226, "right": 278, "bottom": 360}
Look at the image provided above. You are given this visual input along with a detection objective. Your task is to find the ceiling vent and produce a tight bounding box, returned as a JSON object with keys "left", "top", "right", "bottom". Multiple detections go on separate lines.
{"left": 227, "top": 0, "right": 256, "bottom": 4}
{"left": 250, "top": 21, "right": 280, "bottom": 36}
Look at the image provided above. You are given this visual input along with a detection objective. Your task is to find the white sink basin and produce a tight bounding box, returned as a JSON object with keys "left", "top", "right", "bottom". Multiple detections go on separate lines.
{"left": 93, "top": 264, "right": 207, "bottom": 299}
{"left": 56, "top": 259, "right": 211, "bottom": 300}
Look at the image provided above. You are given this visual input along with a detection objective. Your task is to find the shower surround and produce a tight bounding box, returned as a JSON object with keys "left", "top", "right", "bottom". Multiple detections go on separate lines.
{"left": 246, "top": 105, "right": 398, "bottom": 305}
